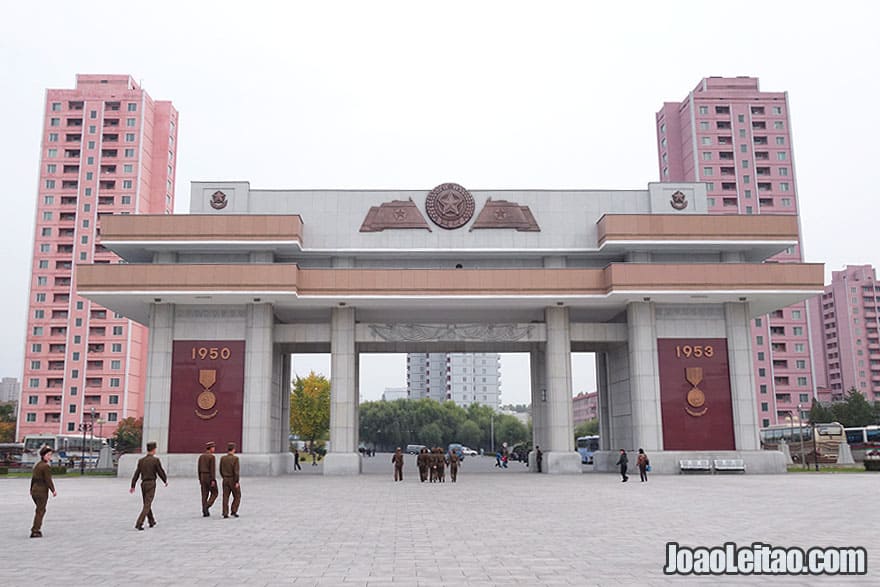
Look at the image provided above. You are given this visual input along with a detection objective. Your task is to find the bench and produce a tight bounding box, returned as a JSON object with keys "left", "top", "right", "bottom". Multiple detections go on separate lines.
{"left": 713, "top": 459, "right": 746, "bottom": 473}
{"left": 679, "top": 459, "right": 711, "bottom": 473}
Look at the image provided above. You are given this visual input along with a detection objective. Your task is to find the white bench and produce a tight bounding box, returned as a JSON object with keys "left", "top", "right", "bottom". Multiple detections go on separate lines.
{"left": 679, "top": 459, "right": 711, "bottom": 473}
{"left": 713, "top": 459, "right": 746, "bottom": 473}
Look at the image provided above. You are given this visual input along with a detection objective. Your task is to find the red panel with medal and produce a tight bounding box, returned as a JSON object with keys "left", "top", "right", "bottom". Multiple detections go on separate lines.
{"left": 168, "top": 340, "right": 245, "bottom": 453}
{"left": 657, "top": 338, "right": 735, "bottom": 450}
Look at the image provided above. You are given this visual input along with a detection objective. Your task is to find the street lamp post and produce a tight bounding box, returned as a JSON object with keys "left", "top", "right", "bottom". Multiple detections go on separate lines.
{"left": 89, "top": 407, "right": 96, "bottom": 468}
{"left": 78, "top": 419, "right": 92, "bottom": 476}
{"left": 797, "top": 404, "right": 806, "bottom": 470}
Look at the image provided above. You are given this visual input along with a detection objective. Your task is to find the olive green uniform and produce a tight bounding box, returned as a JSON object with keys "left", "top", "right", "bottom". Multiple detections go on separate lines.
{"left": 30, "top": 461, "right": 55, "bottom": 535}
{"left": 219, "top": 453, "right": 241, "bottom": 517}
{"left": 198, "top": 451, "right": 218, "bottom": 514}
{"left": 131, "top": 453, "right": 168, "bottom": 528}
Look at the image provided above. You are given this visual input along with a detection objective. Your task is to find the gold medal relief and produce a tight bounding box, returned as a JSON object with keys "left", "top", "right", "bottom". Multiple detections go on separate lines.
{"left": 195, "top": 369, "right": 219, "bottom": 420}
{"left": 684, "top": 367, "right": 708, "bottom": 417}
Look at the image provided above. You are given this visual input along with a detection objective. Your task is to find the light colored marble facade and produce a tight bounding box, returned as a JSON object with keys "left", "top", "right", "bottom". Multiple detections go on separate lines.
{"left": 82, "top": 181, "right": 823, "bottom": 476}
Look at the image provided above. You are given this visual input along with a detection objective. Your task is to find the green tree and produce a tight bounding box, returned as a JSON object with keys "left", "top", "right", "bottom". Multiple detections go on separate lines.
{"left": 456, "top": 420, "right": 482, "bottom": 448}
{"left": 290, "top": 371, "right": 331, "bottom": 445}
{"left": 573, "top": 418, "right": 599, "bottom": 442}
{"left": 112, "top": 417, "right": 143, "bottom": 453}
{"left": 0, "top": 402, "right": 16, "bottom": 443}
{"left": 835, "top": 388, "right": 876, "bottom": 427}
{"left": 808, "top": 402, "right": 834, "bottom": 425}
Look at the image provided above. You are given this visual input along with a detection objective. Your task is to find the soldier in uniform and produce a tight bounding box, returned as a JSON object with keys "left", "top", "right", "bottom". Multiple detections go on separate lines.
{"left": 447, "top": 449, "right": 460, "bottom": 483}
{"left": 435, "top": 447, "right": 446, "bottom": 483}
{"left": 391, "top": 447, "right": 404, "bottom": 481}
{"left": 198, "top": 441, "right": 218, "bottom": 516}
{"left": 417, "top": 447, "right": 428, "bottom": 482}
{"left": 129, "top": 441, "right": 168, "bottom": 530}
{"left": 219, "top": 442, "right": 241, "bottom": 518}
{"left": 29, "top": 446, "right": 57, "bottom": 538}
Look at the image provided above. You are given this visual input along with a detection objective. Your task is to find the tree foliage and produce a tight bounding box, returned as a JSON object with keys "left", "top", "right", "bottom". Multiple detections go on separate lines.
{"left": 573, "top": 418, "right": 599, "bottom": 441}
{"left": 359, "top": 398, "right": 528, "bottom": 452}
{"left": 810, "top": 389, "right": 880, "bottom": 427}
{"left": 112, "top": 417, "right": 143, "bottom": 453}
{"left": 0, "top": 403, "right": 15, "bottom": 443}
{"left": 290, "top": 371, "right": 331, "bottom": 443}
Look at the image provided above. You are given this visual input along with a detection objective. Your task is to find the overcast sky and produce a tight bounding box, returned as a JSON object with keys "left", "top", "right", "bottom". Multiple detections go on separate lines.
{"left": 2, "top": 1, "right": 878, "bottom": 405}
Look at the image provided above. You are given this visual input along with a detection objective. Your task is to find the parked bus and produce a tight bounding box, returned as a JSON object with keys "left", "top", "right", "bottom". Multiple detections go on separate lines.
{"left": 759, "top": 422, "right": 845, "bottom": 464}
{"left": 0, "top": 442, "right": 24, "bottom": 468}
{"left": 844, "top": 425, "right": 880, "bottom": 461}
{"left": 576, "top": 435, "right": 600, "bottom": 464}
{"left": 22, "top": 434, "right": 106, "bottom": 467}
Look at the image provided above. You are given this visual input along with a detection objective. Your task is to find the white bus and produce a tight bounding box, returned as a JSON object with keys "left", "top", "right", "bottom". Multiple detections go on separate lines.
{"left": 22, "top": 434, "right": 106, "bottom": 467}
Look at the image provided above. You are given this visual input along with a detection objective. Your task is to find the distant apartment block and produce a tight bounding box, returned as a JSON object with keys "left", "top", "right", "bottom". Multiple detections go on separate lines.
{"left": 657, "top": 76, "right": 816, "bottom": 426}
{"left": 382, "top": 387, "right": 409, "bottom": 402}
{"left": 809, "top": 265, "right": 880, "bottom": 403}
{"left": 0, "top": 377, "right": 21, "bottom": 404}
{"left": 572, "top": 391, "right": 598, "bottom": 426}
{"left": 406, "top": 353, "right": 502, "bottom": 410}
{"left": 18, "top": 75, "right": 177, "bottom": 440}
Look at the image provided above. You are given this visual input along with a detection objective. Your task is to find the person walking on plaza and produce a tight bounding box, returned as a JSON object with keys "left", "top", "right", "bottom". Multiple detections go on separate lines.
{"left": 435, "top": 447, "right": 446, "bottom": 482}
{"left": 535, "top": 446, "right": 543, "bottom": 473}
{"left": 293, "top": 448, "right": 302, "bottom": 471}
{"left": 417, "top": 447, "right": 429, "bottom": 482}
{"left": 129, "top": 441, "right": 168, "bottom": 531}
{"left": 29, "top": 446, "right": 57, "bottom": 538}
{"left": 447, "top": 449, "right": 459, "bottom": 483}
{"left": 391, "top": 447, "right": 404, "bottom": 481}
{"left": 311, "top": 447, "right": 318, "bottom": 466}
{"left": 198, "top": 441, "right": 218, "bottom": 516}
{"left": 219, "top": 442, "right": 241, "bottom": 518}
{"left": 616, "top": 448, "right": 629, "bottom": 482}
{"left": 637, "top": 448, "right": 649, "bottom": 482}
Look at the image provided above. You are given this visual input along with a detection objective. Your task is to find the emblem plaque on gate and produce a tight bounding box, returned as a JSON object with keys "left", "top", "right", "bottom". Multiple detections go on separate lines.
{"left": 670, "top": 190, "right": 688, "bottom": 211}
{"left": 425, "top": 183, "right": 475, "bottom": 229}
{"left": 209, "top": 190, "right": 228, "bottom": 210}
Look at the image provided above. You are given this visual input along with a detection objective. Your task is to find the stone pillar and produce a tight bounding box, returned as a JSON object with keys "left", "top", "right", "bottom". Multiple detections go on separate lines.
{"left": 528, "top": 346, "right": 547, "bottom": 471}
{"left": 543, "top": 306, "right": 582, "bottom": 473}
{"left": 280, "top": 353, "right": 292, "bottom": 453}
{"left": 324, "top": 306, "right": 361, "bottom": 474}
{"left": 725, "top": 302, "right": 760, "bottom": 450}
{"left": 626, "top": 302, "right": 663, "bottom": 451}
{"left": 596, "top": 352, "right": 612, "bottom": 452}
{"left": 143, "top": 303, "right": 174, "bottom": 453}
{"left": 243, "top": 303, "right": 275, "bottom": 454}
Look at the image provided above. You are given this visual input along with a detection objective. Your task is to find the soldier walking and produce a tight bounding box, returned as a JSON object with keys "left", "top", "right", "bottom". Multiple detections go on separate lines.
{"left": 29, "top": 446, "right": 57, "bottom": 538}
{"left": 435, "top": 447, "right": 446, "bottom": 483}
{"left": 219, "top": 442, "right": 241, "bottom": 518}
{"left": 129, "top": 441, "right": 168, "bottom": 531}
{"left": 417, "top": 447, "right": 429, "bottom": 482}
{"left": 391, "top": 447, "right": 404, "bottom": 481}
{"left": 448, "top": 450, "right": 460, "bottom": 483}
{"left": 198, "top": 441, "right": 218, "bottom": 516}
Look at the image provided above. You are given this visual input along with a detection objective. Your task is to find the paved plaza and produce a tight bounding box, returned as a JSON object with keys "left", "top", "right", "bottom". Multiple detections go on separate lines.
{"left": 1, "top": 458, "right": 877, "bottom": 586}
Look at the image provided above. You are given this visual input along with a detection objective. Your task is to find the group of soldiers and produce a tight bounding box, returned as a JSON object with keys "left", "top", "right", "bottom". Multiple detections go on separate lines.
{"left": 390, "top": 447, "right": 460, "bottom": 483}
{"left": 28, "top": 439, "right": 242, "bottom": 537}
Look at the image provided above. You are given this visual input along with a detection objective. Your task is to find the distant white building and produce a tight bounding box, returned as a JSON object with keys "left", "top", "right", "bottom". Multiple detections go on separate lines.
{"left": 407, "top": 353, "right": 502, "bottom": 410}
{"left": 0, "top": 377, "right": 20, "bottom": 404}
{"left": 382, "top": 387, "right": 409, "bottom": 402}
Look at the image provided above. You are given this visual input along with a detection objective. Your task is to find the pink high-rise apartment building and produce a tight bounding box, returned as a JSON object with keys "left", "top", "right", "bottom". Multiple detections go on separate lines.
{"left": 18, "top": 75, "right": 177, "bottom": 441}
{"left": 809, "top": 265, "right": 880, "bottom": 403}
{"left": 656, "top": 77, "right": 815, "bottom": 427}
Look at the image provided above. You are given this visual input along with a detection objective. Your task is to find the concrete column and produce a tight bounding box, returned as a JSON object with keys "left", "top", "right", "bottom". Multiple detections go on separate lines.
{"left": 243, "top": 303, "right": 275, "bottom": 453}
{"left": 528, "top": 346, "right": 546, "bottom": 471}
{"left": 143, "top": 303, "right": 174, "bottom": 453}
{"left": 725, "top": 302, "right": 760, "bottom": 450}
{"left": 626, "top": 302, "right": 663, "bottom": 451}
{"left": 543, "top": 306, "right": 582, "bottom": 473}
{"left": 596, "top": 352, "right": 612, "bottom": 452}
{"left": 324, "top": 306, "right": 361, "bottom": 474}
{"left": 280, "top": 353, "right": 292, "bottom": 453}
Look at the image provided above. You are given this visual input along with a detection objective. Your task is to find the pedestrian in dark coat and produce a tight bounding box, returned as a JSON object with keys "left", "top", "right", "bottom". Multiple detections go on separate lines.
{"left": 616, "top": 448, "right": 629, "bottom": 482}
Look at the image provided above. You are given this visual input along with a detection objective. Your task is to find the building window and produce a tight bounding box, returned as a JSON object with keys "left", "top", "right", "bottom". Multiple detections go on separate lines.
{"left": 49, "top": 133, "right": 58, "bottom": 142}
{"left": 699, "top": 121, "right": 710, "bottom": 130}
{"left": 742, "top": 160, "right": 749, "bottom": 168}
{"left": 761, "top": 402, "right": 768, "bottom": 411}
{"left": 109, "top": 395, "right": 119, "bottom": 404}
{"left": 775, "top": 137, "right": 785, "bottom": 145}
{"left": 89, "top": 125, "right": 96, "bottom": 134}
{"left": 779, "top": 167, "right": 789, "bottom": 176}
{"left": 84, "top": 188, "right": 92, "bottom": 196}
{"left": 794, "top": 343, "right": 805, "bottom": 352}
{"left": 125, "top": 133, "right": 135, "bottom": 142}
{"left": 50, "top": 118, "right": 60, "bottom": 127}
{"left": 112, "top": 343, "right": 122, "bottom": 352}
{"left": 47, "top": 149, "right": 57, "bottom": 158}
{"left": 758, "top": 368, "right": 766, "bottom": 377}
{"left": 127, "top": 103, "right": 137, "bottom": 112}
{"left": 28, "top": 395, "right": 38, "bottom": 405}
{"left": 756, "top": 336, "right": 764, "bottom": 346}
{"left": 68, "top": 422, "right": 75, "bottom": 432}
{"left": 797, "top": 377, "right": 808, "bottom": 386}
{"left": 702, "top": 167, "right": 714, "bottom": 176}
{"left": 112, "top": 326, "right": 123, "bottom": 336}
{"left": 796, "top": 360, "right": 806, "bottom": 369}
{"left": 36, "top": 278, "right": 47, "bottom": 286}
{"left": 110, "top": 378, "right": 120, "bottom": 387}
{"left": 698, "top": 106, "right": 708, "bottom": 115}
{"left": 108, "top": 412, "right": 118, "bottom": 422}
{"left": 123, "top": 164, "right": 133, "bottom": 173}
{"left": 774, "top": 121, "right": 784, "bottom": 129}
{"left": 26, "top": 413, "right": 36, "bottom": 423}
{"left": 740, "top": 144, "right": 747, "bottom": 153}
{"left": 772, "top": 106, "right": 783, "bottom": 115}
{"left": 745, "top": 206, "right": 753, "bottom": 214}
{"left": 45, "top": 180, "right": 55, "bottom": 189}
{"left": 124, "top": 148, "right": 135, "bottom": 157}
{"left": 793, "top": 327, "right": 803, "bottom": 336}
{"left": 792, "top": 310, "right": 801, "bottom": 319}
{"left": 69, "top": 404, "right": 76, "bottom": 414}
{"left": 702, "top": 152, "right": 712, "bottom": 161}
{"left": 121, "top": 195, "right": 131, "bottom": 205}
{"left": 122, "top": 180, "right": 133, "bottom": 189}
{"left": 701, "top": 137, "right": 712, "bottom": 145}
{"left": 126, "top": 118, "right": 136, "bottom": 127}
{"left": 777, "top": 152, "right": 788, "bottom": 161}
{"left": 51, "top": 102, "right": 62, "bottom": 111}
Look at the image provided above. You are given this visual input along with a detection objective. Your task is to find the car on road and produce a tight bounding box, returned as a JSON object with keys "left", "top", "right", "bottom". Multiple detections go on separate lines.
{"left": 461, "top": 446, "right": 478, "bottom": 456}
{"left": 406, "top": 444, "right": 426, "bottom": 455}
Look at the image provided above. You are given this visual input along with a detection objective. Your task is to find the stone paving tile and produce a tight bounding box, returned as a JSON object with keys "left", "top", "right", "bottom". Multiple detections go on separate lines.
{"left": 1, "top": 471, "right": 878, "bottom": 585}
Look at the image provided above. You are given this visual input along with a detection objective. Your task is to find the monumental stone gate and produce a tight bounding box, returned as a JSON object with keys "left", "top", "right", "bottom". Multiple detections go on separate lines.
{"left": 77, "top": 181, "right": 823, "bottom": 476}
